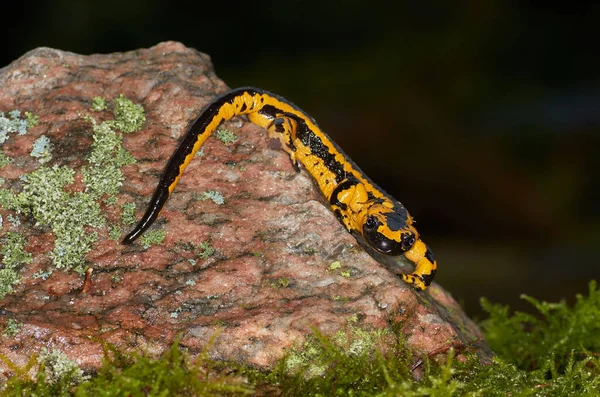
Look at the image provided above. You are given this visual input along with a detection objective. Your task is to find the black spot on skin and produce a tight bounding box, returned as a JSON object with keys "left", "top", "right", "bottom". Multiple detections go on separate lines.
{"left": 240, "top": 103, "right": 247, "bottom": 112}
{"left": 420, "top": 270, "right": 436, "bottom": 286}
{"left": 384, "top": 210, "right": 409, "bottom": 232}
{"left": 335, "top": 202, "right": 348, "bottom": 211}
{"left": 425, "top": 247, "right": 436, "bottom": 264}
{"left": 329, "top": 178, "right": 359, "bottom": 208}
{"left": 272, "top": 118, "right": 285, "bottom": 133}
{"left": 293, "top": 121, "right": 346, "bottom": 183}
{"left": 334, "top": 209, "right": 344, "bottom": 221}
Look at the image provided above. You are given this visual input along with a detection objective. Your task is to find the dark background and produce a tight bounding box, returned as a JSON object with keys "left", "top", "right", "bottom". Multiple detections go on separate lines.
{"left": 2, "top": 1, "right": 598, "bottom": 317}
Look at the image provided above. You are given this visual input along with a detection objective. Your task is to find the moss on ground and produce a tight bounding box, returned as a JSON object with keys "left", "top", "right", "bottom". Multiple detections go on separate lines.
{"left": 1, "top": 281, "right": 599, "bottom": 396}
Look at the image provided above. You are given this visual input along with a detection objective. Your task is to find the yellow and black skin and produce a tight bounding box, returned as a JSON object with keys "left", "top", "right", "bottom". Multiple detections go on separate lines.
{"left": 123, "top": 87, "right": 437, "bottom": 291}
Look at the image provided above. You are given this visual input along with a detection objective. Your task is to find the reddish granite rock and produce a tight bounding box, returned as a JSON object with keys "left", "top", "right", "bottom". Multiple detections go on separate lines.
{"left": 0, "top": 42, "right": 491, "bottom": 375}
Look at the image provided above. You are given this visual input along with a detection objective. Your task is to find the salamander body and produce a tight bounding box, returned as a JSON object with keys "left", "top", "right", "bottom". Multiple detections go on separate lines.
{"left": 123, "top": 87, "right": 437, "bottom": 291}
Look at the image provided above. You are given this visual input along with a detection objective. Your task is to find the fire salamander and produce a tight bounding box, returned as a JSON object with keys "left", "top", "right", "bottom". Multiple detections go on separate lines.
{"left": 123, "top": 87, "right": 437, "bottom": 291}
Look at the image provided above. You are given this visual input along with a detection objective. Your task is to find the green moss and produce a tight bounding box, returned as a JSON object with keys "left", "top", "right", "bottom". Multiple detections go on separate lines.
{"left": 215, "top": 128, "right": 238, "bottom": 145}
{"left": 261, "top": 327, "right": 430, "bottom": 395}
{"left": 481, "top": 280, "right": 600, "bottom": 371}
{"left": 3, "top": 286, "right": 600, "bottom": 397}
{"left": 111, "top": 94, "right": 146, "bottom": 133}
{"left": 139, "top": 228, "right": 166, "bottom": 249}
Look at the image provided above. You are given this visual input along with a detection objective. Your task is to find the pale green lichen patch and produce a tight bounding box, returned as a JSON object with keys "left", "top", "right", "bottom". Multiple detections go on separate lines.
{"left": 111, "top": 94, "right": 145, "bottom": 133}
{"left": 139, "top": 228, "right": 166, "bottom": 249}
{"left": 1, "top": 110, "right": 38, "bottom": 168}
{"left": 16, "top": 166, "right": 104, "bottom": 273}
{"left": 120, "top": 202, "right": 136, "bottom": 225}
{"left": 0, "top": 232, "right": 32, "bottom": 299}
{"left": 269, "top": 277, "right": 289, "bottom": 289}
{"left": 0, "top": 98, "right": 142, "bottom": 292}
{"left": 32, "top": 268, "right": 53, "bottom": 280}
{"left": 199, "top": 190, "right": 225, "bottom": 205}
{"left": 91, "top": 96, "right": 107, "bottom": 112}
{"left": 7, "top": 214, "right": 20, "bottom": 227}
{"left": 30, "top": 135, "right": 53, "bottom": 164}
{"left": 198, "top": 241, "right": 214, "bottom": 259}
{"left": 37, "top": 348, "right": 89, "bottom": 387}
{"left": 0, "top": 151, "right": 11, "bottom": 168}
{"left": 329, "top": 261, "right": 342, "bottom": 271}
{"left": 1, "top": 166, "right": 104, "bottom": 274}
{"left": 108, "top": 225, "right": 121, "bottom": 240}
{"left": 215, "top": 128, "right": 238, "bottom": 145}
{"left": 25, "top": 112, "right": 39, "bottom": 128}
{"left": 1, "top": 318, "right": 23, "bottom": 338}
{"left": 81, "top": 119, "right": 136, "bottom": 201}
{"left": 0, "top": 110, "right": 29, "bottom": 143}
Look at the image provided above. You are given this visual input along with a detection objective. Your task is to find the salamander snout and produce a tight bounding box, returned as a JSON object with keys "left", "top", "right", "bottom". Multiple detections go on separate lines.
{"left": 362, "top": 214, "right": 416, "bottom": 255}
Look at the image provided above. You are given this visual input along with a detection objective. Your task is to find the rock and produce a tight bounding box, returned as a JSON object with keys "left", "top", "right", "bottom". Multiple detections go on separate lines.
{"left": 0, "top": 42, "right": 492, "bottom": 374}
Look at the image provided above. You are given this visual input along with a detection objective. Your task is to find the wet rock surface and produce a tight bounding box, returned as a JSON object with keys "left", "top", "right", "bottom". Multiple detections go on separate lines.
{"left": 0, "top": 42, "right": 492, "bottom": 373}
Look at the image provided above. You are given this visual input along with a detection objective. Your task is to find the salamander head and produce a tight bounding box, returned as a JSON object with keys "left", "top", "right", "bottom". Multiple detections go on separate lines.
{"left": 360, "top": 202, "right": 418, "bottom": 256}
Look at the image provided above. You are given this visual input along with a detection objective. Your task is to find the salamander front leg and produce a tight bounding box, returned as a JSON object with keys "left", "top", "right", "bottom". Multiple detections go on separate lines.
{"left": 267, "top": 116, "right": 299, "bottom": 172}
{"left": 401, "top": 240, "right": 437, "bottom": 291}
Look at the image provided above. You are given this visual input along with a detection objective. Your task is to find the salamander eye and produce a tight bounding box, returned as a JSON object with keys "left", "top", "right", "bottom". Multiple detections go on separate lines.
{"left": 364, "top": 215, "right": 378, "bottom": 230}
{"left": 401, "top": 233, "right": 416, "bottom": 251}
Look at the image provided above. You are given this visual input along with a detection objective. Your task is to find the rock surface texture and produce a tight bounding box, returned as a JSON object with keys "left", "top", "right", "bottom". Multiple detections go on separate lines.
{"left": 0, "top": 42, "right": 491, "bottom": 373}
